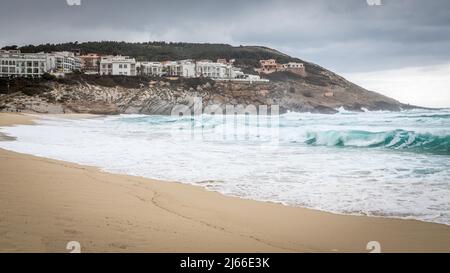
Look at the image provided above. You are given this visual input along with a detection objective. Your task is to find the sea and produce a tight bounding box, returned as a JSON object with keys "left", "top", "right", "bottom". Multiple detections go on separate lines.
{"left": 1, "top": 108, "right": 449, "bottom": 225}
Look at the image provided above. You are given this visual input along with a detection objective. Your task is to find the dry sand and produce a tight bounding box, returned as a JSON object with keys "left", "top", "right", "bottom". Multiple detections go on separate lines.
{"left": 0, "top": 113, "right": 449, "bottom": 253}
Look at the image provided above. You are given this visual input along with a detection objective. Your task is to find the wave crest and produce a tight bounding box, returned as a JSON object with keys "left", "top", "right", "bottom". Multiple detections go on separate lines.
{"left": 305, "top": 129, "right": 450, "bottom": 155}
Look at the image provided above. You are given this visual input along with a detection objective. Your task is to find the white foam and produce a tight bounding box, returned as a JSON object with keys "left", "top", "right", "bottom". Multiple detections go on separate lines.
{"left": 1, "top": 110, "right": 449, "bottom": 225}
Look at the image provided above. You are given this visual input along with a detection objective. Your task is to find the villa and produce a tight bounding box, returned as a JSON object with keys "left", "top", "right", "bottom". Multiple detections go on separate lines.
{"left": 257, "top": 59, "right": 305, "bottom": 75}
{"left": 99, "top": 55, "right": 137, "bottom": 76}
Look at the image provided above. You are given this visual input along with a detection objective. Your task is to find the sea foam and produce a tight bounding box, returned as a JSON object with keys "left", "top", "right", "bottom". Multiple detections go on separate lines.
{"left": 1, "top": 109, "right": 450, "bottom": 225}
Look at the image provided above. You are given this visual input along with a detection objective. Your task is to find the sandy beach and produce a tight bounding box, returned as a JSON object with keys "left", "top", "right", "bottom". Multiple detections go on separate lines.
{"left": 0, "top": 113, "right": 449, "bottom": 253}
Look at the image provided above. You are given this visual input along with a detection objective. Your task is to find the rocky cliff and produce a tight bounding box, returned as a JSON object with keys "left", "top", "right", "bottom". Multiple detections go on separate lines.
{"left": 0, "top": 72, "right": 409, "bottom": 115}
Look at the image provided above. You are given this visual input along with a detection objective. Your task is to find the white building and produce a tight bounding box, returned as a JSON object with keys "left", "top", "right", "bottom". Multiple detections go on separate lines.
{"left": 139, "top": 61, "right": 164, "bottom": 77}
{"left": 195, "top": 60, "right": 232, "bottom": 79}
{"left": 230, "top": 67, "right": 245, "bottom": 79}
{"left": 139, "top": 60, "right": 232, "bottom": 79}
{"left": 47, "top": 51, "right": 81, "bottom": 73}
{"left": 100, "top": 55, "right": 137, "bottom": 76}
{"left": 282, "top": 62, "right": 305, "bottom": 70}
{"left": 139, "top": 59, "right": 267, "bottom": 81}
{"left": 163, "top": 60, "right": 196, "bottom": 78}
{"left": 244, "top": 74, "right": 263, "bottom": 81}
{"left": 0, "top": 50, "right": 49, "bottom": 78}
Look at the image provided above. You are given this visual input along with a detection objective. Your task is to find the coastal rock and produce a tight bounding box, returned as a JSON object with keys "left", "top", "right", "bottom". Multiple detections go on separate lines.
{"left": 0, "top": 72, "right": 411, "bottom": 115}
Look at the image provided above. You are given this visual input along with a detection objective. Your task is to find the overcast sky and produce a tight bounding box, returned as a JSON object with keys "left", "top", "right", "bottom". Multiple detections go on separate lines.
{"left": 1, "top": 0, "right": 449, "bottom": 107}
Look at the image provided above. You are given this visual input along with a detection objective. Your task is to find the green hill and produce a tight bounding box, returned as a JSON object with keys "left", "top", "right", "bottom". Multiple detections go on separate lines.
{"left": 12, "top": 41, "right": 300, "bottom": 68}
{"left": 7, "top": 41, "right": 348, "bottom": 86}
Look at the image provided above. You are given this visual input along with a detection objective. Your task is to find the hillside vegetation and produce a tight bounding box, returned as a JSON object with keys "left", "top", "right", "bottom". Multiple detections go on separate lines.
{"left": 12, "top": 41, "right": 298, "bottom": 67}
{"left": 6, "top": 41, "right": 352, "bottom": 87}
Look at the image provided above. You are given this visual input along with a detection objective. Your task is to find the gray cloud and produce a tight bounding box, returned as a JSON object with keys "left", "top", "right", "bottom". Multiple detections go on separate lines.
{"left": 1, "top": 0, "right": 450, "bottom": 73}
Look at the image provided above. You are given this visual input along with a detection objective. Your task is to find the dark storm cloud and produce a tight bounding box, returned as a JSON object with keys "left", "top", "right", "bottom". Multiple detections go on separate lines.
{"left": 1, "top": 0, "right": 450, "bottom": 73}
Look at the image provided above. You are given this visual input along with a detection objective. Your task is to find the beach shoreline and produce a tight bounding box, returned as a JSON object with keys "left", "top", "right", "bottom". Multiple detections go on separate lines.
{"left": 1, "top": 112, "right": 450, "bottom": 253}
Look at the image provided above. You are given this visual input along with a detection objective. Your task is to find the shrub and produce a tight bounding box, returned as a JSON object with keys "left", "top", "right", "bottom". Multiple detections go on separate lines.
{"left": 42, "top": 72, "right": 56, "bottom": 81}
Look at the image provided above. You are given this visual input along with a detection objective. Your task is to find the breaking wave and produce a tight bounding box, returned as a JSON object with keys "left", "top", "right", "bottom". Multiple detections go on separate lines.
{"left": 305, "top": 129, "right": 450, "bottom": 155}
{"left": 1, "top": 109, "right": 450, "bottom": 225}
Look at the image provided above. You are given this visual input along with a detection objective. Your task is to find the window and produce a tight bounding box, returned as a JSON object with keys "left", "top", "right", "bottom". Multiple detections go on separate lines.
{"left": 119, "top": 64, "right": 123, "bottom": 68}
{"left": 124, "top": 64, "right": 127, "bottom": 68}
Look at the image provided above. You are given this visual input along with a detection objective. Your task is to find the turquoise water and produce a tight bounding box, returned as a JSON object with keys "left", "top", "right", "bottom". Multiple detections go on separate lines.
{"left": 305, "top": 129, "right": 450, "bottom": 155}
{"left": 1, "top": 109, "right": 450, "bottom": 225}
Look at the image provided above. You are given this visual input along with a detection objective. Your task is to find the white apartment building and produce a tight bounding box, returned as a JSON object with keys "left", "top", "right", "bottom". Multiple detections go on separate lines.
{"left": 139, "top": 60, "right": 238, "bottom": 79}
{"left": 139, "top": 59, "right": 266, "bottom": 81}
{"left": 0, "top": 50, "right": 49, "bottom": 78}
{"left": 100, "top": 56, "right": 137, "bottom": 76}
{"left": 162, "top": 60, "right": 196, "bottom": 78}
{"left": 161, "top": 61, "right": 180, "bottom": 77}
{"left": 195, "top": 60, "right": 232, "bottom": 79}
{"left": 140, "top": 61, "right": 164, "bottom": 77}
{"left": 47, "top": 51, "right": 81, "bottom": 73}
{"left": 141, "top": 60, "right": 237, "bottom": 79}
